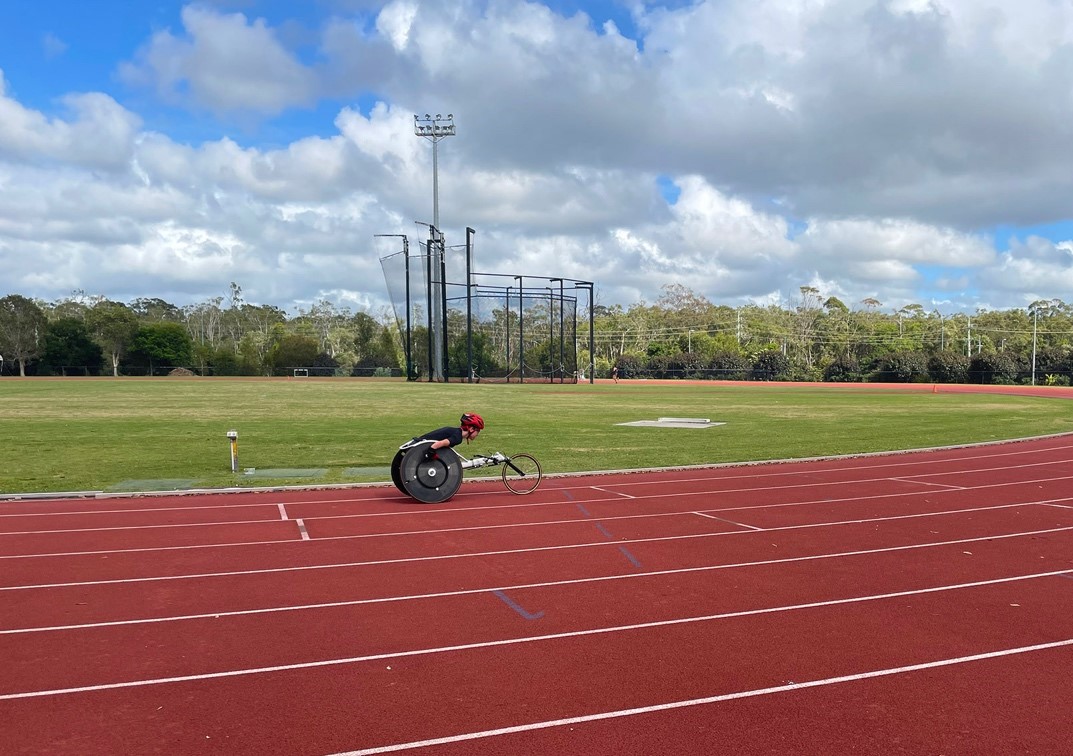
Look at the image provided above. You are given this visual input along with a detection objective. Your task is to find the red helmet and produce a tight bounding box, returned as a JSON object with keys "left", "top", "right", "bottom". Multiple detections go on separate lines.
{"left": 461, "top": 413, "right": 484, "bottom": 431}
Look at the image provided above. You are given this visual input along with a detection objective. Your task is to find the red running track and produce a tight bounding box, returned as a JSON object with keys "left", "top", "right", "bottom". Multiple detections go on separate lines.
{"left": 3, "top": 435, "right": 1073, "bottom": 754}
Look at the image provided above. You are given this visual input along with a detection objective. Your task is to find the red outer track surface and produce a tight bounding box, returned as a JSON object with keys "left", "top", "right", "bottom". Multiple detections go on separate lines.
{"left": 2, "top": 431, "right": 1073, "bottom": 754}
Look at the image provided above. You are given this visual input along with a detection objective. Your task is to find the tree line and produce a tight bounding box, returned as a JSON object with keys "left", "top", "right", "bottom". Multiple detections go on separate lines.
{"left": 593, "top": 285, "right": 1073, "bottom": 385}
{"left": 2, "top": 283, "right": 1072, "bottom": 385}
{"left": 0, "top": 284, "right": 398, "bottom": 377}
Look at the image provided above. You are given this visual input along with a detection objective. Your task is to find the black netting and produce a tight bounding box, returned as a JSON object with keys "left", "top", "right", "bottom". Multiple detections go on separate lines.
{"left": 446, "top": 283, "right": 577, "bottom": 383}
{"left": 380, "top": 233, "right": 586, "bottom": 383}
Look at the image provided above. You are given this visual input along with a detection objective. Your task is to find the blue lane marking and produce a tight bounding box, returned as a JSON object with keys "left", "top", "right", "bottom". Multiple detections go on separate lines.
{"left": 563, "top": 490, "right": 575, "bottom": 501}
{"left": 492, "top": 590, "right": 544, "bottom": 620}
{"left": 617, "top": 546, "right": 643, "bottom": 568}
{"left": 1058, "top": 573, "right": 1073, "bottom": 581}
{"left": 571, "top": 495, "right": 640, "bottom": 567}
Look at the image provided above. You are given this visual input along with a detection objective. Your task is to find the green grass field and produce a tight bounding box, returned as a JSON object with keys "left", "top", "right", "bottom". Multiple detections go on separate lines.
{"left": 2, "top": 378, "right": 1071, "bottom": 495}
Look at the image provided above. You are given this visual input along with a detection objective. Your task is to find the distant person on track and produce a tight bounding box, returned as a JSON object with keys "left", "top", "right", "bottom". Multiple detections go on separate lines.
{"left": 411, "top": 413, "right": 485, "bottom": 457}
{"left": 611, "top": 365, "right": 619, "bottom": 383}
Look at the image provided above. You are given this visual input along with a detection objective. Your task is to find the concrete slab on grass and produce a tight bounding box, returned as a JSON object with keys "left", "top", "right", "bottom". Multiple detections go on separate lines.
{"left": 617, "top": 418, "right": 725, "bottom": 429}
{"left": 343, "top": 466, "right": 392, "bottom": 477}
{"left": 241, "top": 468, "right": 327, "bottom": 479}
{"left": 109, "top": 479, "right": 200, "bottom": 492}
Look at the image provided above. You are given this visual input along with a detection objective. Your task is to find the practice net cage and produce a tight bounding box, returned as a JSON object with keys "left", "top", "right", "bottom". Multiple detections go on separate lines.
{"left": 378, "top": 229, "right": 592, "bottom": 383}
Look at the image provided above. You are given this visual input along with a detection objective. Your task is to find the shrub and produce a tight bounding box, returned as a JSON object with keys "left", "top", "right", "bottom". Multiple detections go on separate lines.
{"left": 927, "top": 351, "right": 969, "bottom": 383}
{"left": 615, "top": 354, "right": 643, "bottom": 379}
{"left": 968, "top": 352, "right": 1019, "bottom": 384}
{"left": 823, "top": 354, "right": 861, "bottom": 382}
{"left": 709, "top": 351, "right": 750, "bottom": 380}
{"left": 872, "top": 350, "right": 928, "bottom": 383}
{"left": 751, "top": 349, "right": 791, "bottom": 381}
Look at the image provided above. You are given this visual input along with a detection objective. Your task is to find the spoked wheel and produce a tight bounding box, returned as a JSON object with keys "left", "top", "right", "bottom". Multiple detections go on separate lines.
{"left": 501, "top": 453, "right": 542, "bottom": 494}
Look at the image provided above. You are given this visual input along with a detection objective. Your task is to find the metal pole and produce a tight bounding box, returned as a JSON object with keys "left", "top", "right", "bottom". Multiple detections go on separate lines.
{"left": 505, "top": 286, "right": 512, "bottom": 382}
{"left": 516, "top": 276, "right": 524, "bottom": 383}
{"left": 1031, "top": 308, "right": 1038, "bottom": 386}
{"left": 559, "top": 279, "right": 565, "bottom": 382}
{"left": 466, "top": 227, "right": 475, "bottom": 382}
{"left": 432, "top": 139, "right": 440, "bottom": 230}
{"left": 227, "top": 430, "right": 238, "bottom": 473}
{"left": 588, "top": 284, "right": 595, "bottom": 384}
{"left": 426, "top": 239, "right": 434, "bottom": 382}
{"left": 439, "top": 232, "right": 449, "bottom": 381}
{"left": 404, "top": 237, "right": 412, "bottom": 379}
{"left": 547, "top": 287, "right": 553, "bottom": 378}
{"left": 572, "top": 297, "right": 578, "bottom": 381}
{"left": 414, "top": 114, "right": 455, "bottom": 230}
{"left": 551, "top": 278, "right": 564, "bottom": 382}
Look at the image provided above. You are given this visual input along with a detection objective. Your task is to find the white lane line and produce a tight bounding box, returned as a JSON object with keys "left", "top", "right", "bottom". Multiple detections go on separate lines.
{"left": 278, "top": 504, "right": 288, "bottom": 520}
{"left": 889, "top": 477, "right": 966, "bottom": 490}
{"left": 5, "top": 505, "right": 1069, "bottom": 591}
{"left": 4, "top": 444, "right": 1069, "bottom": 522}
{"left": 296, "top": 519, "right": 310, "bottom": 541}
{"left": 589, "top": 487, "right": 635, "bottom": 499}
{"left": 692, "top": 512, "right": 763, "bottom": 530}
{"left": 4, "top": 478, "right": 1070, "bottom": 543}
{"left": 3, "top": 574, "right": 1072, "bottom": 700}
{"left": 333, "top": 637, "right": 1073, "bottom": 755}
{"left": 5, "top": 479, "right": 1073, "bottom": 562}
{"left": 4, "top": 534, "right": 1072, "bottom": 634}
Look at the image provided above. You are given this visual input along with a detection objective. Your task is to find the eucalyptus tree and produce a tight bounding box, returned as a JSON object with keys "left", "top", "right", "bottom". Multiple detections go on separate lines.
{"left": 86, "top": 301, "right": 139, "bottom": 377}
{"left": 129, "top": 297, "right": 183, "bottom": 322}
{"left": 0, "top": 295, "right": 47, "bottom": 376}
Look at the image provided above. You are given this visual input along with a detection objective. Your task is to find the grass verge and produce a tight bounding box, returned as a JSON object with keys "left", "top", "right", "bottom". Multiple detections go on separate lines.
{"left": 2, "top": 378, "right": 1071, "bottom": 494}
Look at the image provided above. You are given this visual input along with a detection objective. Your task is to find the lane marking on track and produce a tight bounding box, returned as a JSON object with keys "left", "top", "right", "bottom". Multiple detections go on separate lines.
{"left": 4, "top": 466, "right": 1073, "bottom": 541}
{"left": 617, "top": 545, "right": 642, "bottom": 568}
{"left": 5, "top": 485, "right": 1073, "bottom": 563}
{"left": 889, "top": 477, "right": 966, "bottom": 490}
{"left": 590, "top": 486, "right": 635, "bottom": 498}
{"left": 574, "top": 500, "right": 643, "bottom": 569}
{"left": 6, "top": 534, "right": 1073, "bottom": 634}
{"left": 332, "top": 637, "right": 1073, "bottom": 755}
{"left": 5, "top": 512, "right": 1073, "bottom": 592}
{"left": 6, "top": 476, "right": 1073, "bottom": 542}
{"left": 692, "top": 512, "right": 763, "bottom": 530}
{"left": 278, "top": 504, "right": 288, "bottom": 520}
{"left": 492, "top": 590, "right": 544, "bottom": 620}
{"left": 1046, "top": 503, "right": 1073, "bottom": 509}
{"left": 296, "top": 519, "right": 310, "bottom": 541}
{"left": 3, "top": 441, "right": 1070, "bottom": 520}
{"left": 4, "top": 571, "right": 1073, "bottom": 700}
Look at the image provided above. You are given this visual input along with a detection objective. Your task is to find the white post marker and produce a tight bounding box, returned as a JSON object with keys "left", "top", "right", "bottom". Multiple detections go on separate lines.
{"left": 227, "top": 429, "right": 239, "bottom": 472}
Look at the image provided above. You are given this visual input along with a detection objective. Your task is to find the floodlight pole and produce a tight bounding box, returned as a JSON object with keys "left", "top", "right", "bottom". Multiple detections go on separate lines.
{"left": 414, "top": 114, "right": 455, "bottom": 231}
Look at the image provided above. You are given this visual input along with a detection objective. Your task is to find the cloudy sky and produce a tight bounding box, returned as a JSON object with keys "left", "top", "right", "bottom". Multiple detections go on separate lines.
{"left": 2, "top": 0, "right": 1072, "bottom": 318}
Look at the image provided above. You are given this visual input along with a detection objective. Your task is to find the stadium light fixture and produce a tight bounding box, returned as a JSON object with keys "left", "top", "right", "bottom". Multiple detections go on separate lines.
{"left": 414, "top": 113, "right": 456, "bottom": 229}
